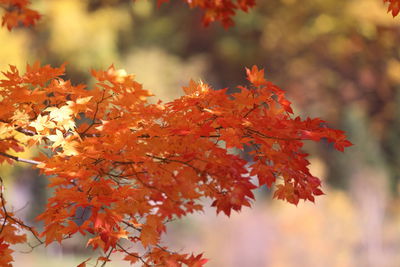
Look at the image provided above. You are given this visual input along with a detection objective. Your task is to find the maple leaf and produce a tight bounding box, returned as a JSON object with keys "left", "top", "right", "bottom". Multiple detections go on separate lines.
{"left": 384, "top": 0, "right": 400, "bottom": 17}
{"left": 29, "top": 115, "right": 56, "bottom": 134}
{"left": 182, "top": 79, "right": 210, "bottom": 95}
{"left": 47, "top": 129, "right": 65, "bottom": 148}
{"left": 40, "top": 223, "right": 64, "bottom": 245}
{"left": 155, "top": 0, "right": 256, "bottom": 27}
{"left": 0, "top": 238, "right": 14, "bottom": 267}
{"left": 246, "top": 65, "right": 267, "bottom": 87}
{"left": 251, "top": 161, "right": 276, "bottom": 188}
{"left": 10, "top": 110, "right": 30, "bottom": 125}
{"left": 23, "top": 61, "right": 66, "bottom": 86}
{"left": 0, "top": 225, "right": 27, "bottom": 244}
{"left": 124, "top": 253, "right": 140, "bottom": 264}
{"left": 1, "top": 0, "right": 40, "bottom": 30}
{"left": 2, "top": 10, "right": 19, "bottom": 30}
{"left": 182, "top": 79, "right": 199, "bottom": 95}
{"left": 96, "top": 256, "right": 111, "bottom": 264}
{"left": 87, "top": 236, "right": 105, "bottom": 251}
{"left": 62, "top": 140, "right": 79, "bottom": 156}
{"left": 67, "top": 96, "right": 93, "bottom": 116}
{"left": 170, "top": 127, "right": 192, "bottom": 136}
{"left": 45, "top": 106, "right": 75, "bottom": 131}
{"left": 76, "top": 258, "right": 91, "bottom": 267}
{"left": 185, "top": 253, "right": 209, "bottom": 267}
{"left": 196, "top": 123, "right": 215, "bottom": 137}
{"left": 140, "top": 225, "right": 159, "bottom": 248}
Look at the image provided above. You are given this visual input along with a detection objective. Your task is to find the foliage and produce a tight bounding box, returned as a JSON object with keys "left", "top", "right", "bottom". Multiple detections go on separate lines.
{"left": 0, "top": 0, "right": 354, "bottom": 266}
{"left": 0, "top": 0, "right": 40, "bottom": 30}
{"left": 1, "top": 0, "right": 397, "bottom": 32}
{"left": 0, "top": 62, "right": 351, "bottom": 265}
{"left": 157, "top": 0, "right": 256, "bottom": 27}
{"left": 0, "top": 0, "right": 255, "bottom": 30}
{"left": 384, "top": 0, "right": 400, "bottom": 17}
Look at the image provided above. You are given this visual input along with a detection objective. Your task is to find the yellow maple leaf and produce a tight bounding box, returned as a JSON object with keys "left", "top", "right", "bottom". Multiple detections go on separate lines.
{"left": 63, "top": 140, "right": 79, "bottom": 156}
{"left": 11, "top": 110, "right": 30, "bottom": 125}
{"left": 45, "top": 106, "right": 75, "bottom": 131}
{"left": 47, "top": 129, "right": 65, "bottom": 148}
{"left": 29, "top": 114, "right": 56, "bottom": 133}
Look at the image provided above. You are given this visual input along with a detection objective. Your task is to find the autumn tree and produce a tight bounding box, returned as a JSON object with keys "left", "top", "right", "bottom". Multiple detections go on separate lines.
{"left": 9, "top": 0, "right": 400, "bottom": 266}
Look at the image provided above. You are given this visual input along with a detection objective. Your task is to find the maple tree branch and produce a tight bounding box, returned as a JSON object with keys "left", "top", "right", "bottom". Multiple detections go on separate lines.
{"left": 100, "top": 248, "right": 114, "bottom": 267}
{"left": 243, "top": 104, "right": 258, "bottom": 118}
{"left": 121, "top": 220, "right": 141, "bottom": 232}
{"left": 133, "top": 173, "right": 180, "bottom": 203}
{"left": 146, "top": 154, "right": 201, "bottom": 173}
{"left": 0, "top": 190, "right": 7, "bottom": 236}
{"left": 105, "top": 171, "right": 147, "bottom": 179}
{"left": 6, "top": 215, "right": 43, "bottom": 244}
{"left": 0, "top": 152, "right": 41, "bottom": 165}
{"left": 116, "top": 243, "right": 148, "bottom": 266}
{"left": 15, "top": 127, "right": 36, "bottom": 136}
{"left": 136, "top": 133, "right": 221, "bottom": 139}
{"left": 0, "top": 119, "right": 37, "bottom": 136}
{"left": 0, "top": 177, "right": 44, "bottom": 250}
{"left": 155, "top": 244, "right": 177, "bottom": 254}
{"left": 21, "top": 241, "right": 45, "bottom": 253}
{"left": 142, "top": 154, "right": 223, "bottom": 199}
{"left": 112, "top": 160, "right": 144, "bottom": 165}
{"left": 145, "top": 154, "right": 224, "bottom": 195}
{"left": 245, "top": 128, "right": 303, "bottom": 141}
{"left": 80, "top": 90, "right": 109, "bottom": 136}
{"left": 22, "top": 235, "right": 72, "bottom": 254}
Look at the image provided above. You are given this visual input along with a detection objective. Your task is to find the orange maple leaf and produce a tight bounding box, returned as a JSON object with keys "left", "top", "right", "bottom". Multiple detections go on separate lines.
{"left": 384, "top": 0, "right": 400, "bottom": 17}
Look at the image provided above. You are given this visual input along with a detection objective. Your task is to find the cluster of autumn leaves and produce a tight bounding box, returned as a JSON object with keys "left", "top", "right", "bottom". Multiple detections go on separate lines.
{"left": 385, "top": 0, "right": 400, "bottom": 17}
{"left": 1, "top": 0, "right": 396, "bottom": 266}
{"left": 0, "top": 0, "right": 256, "bottom": 30}
{"left": 1, "top": 0, "right": 398, "bottom": 30}
{"left": 0, "top": 0, "right": 40, "bottom": 30}
{"left": 0, "top": 62, "right": 351, "bottom": 265}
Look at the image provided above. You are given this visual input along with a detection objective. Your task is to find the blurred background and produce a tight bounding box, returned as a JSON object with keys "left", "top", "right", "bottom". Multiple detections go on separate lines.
{"left": 1, "top": 0, "right": 400, "bottom": 266}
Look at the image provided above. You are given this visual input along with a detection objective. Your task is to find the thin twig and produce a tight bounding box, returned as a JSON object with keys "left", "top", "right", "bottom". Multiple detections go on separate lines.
{"left": 0, "top": 152, "right": 41, "bottom": 165}
{"left": 80, "top": 90, "right": 109, "bottom": 136}
{"left": 100, "top": 248, "right": 114, "bottom": 267}
{"left": 117, "top": 243, "right": 148, "bottom": 266}
{"left": 245, "top": 128, "right": 303, "bottom": 141}
{"left": 0, "top": 177, "right": 44, "bottom": 250}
